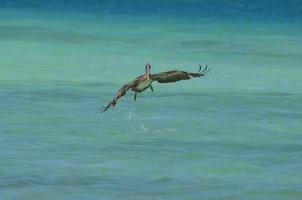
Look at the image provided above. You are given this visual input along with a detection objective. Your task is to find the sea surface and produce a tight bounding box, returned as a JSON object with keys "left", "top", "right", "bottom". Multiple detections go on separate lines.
{"left": 1, "top": 1, "right": 302, "bottom": 199}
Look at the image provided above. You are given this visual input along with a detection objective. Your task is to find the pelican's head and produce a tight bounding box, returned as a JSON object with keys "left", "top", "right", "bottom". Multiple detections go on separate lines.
{"left": 145, "top": 63, "right": 151, "bottom": 79}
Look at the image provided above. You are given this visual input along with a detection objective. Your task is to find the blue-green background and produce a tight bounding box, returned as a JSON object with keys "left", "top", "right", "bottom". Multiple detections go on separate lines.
{"left": 1, "top": 1, "right": 302, "bottom": 199}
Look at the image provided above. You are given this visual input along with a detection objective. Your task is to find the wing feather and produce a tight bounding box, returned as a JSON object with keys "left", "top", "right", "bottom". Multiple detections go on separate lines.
{"left": 151, "top": 71, "right": 190, "bottom": 83}
{"left": 151, "top": 65, "right": 210, "bottom": 83}
{"left": 101, "top": 80, "right": 138, "bottom": 112}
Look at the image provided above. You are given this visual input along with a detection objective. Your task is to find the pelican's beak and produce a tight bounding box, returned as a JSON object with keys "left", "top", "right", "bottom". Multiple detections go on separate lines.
{"left": 145, "top": 64, "right": 151, "bottom": 80}
{"left": 147, "top": 65, "right": 151, "bottom": 79}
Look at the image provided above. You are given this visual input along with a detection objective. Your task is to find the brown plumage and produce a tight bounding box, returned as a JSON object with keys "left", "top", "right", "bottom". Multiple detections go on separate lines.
{"left": 101, "top": 64, "right": 210, "bottom": 112}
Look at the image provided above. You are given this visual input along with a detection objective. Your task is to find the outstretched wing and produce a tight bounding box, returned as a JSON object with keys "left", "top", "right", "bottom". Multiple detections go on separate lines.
{"left": 151, "top": 64, "right": 210, "bottom": 83}
{"left": 101, "top": 80, "right": 138, "bottom": 112}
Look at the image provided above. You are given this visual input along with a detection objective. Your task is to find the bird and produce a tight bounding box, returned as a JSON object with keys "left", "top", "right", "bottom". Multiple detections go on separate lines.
{"left": 101, "top": 63, "right": 210, "bottom": 112}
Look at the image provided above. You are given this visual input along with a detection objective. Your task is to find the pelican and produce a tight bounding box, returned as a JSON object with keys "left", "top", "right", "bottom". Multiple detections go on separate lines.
{"left": 101, "top": 63, "right": 210, "bottom": 112}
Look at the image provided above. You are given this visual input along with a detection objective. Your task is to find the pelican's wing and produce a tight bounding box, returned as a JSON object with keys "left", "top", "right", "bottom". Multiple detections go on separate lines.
{"left": 101, "top": 80, "right": 138, "bottom": 112}
{"left": 151, "top": 65, "right": 210, "bottom": 83}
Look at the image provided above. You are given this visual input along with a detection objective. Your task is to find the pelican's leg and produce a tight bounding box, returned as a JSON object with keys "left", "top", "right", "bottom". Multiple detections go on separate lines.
{"left": 134, "top": 93, "right": 137, "bottom": 101}
{"left": 150, "top": 85, "right": 154, "bottom": 92}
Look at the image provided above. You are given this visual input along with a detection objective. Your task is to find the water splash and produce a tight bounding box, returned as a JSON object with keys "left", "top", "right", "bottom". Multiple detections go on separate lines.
{"left": 128, "top": 101, "right": 149, "bottom": 133}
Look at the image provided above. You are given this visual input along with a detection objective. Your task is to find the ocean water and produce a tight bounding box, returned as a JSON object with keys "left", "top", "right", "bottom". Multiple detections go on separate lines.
{"left": 1, "top": 1, "right": 302, "bottom": 199}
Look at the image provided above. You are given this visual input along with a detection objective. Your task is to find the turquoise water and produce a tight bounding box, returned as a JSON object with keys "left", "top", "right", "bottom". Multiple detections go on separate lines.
{"left": 1, "top": 3, "right": 302, "bottom": 200}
